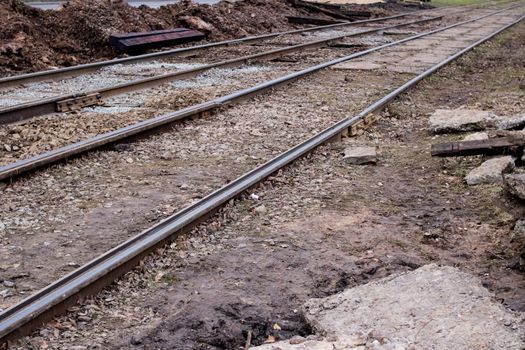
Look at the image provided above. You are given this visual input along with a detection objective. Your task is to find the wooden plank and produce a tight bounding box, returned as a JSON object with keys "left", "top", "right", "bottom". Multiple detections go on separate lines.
{"left": 108, "top": 28, "right": 189, "bottom": 46}
{"left": 112, "top": 29, "right": 205, "bottom": 53}
{"left": 430, "top": 137, "right": 525, "bottom": 157}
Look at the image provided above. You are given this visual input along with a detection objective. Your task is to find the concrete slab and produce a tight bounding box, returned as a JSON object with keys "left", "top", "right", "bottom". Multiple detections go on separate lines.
{"left": 252, "top": 264, "right": 524, "bottom": 350}
{"left": 343, "top": 146, "right": 377, "bottom": 164}
{"left": 428, "top": 108, "right": 496, "bottom": 134}
{"left": 465, "top": 156, "right": 514, "bottom": 185}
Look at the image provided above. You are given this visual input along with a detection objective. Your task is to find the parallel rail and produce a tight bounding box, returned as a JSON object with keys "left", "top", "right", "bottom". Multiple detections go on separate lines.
{"left": 0, "top": 10, "right": 427, "bottom": 90}
{"left": 0, "top": 4, "right": 521, "bottom": 181}
{"left": 0, "top": 4, "right": 523, "bottom": 345}
{"left": 0, "top": 16, "right": 442, "bottom": 124}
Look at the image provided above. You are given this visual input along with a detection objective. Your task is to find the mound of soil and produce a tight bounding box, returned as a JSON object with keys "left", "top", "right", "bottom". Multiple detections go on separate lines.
{"left": 0, "top": 0, "right": 416, "bottom": 76}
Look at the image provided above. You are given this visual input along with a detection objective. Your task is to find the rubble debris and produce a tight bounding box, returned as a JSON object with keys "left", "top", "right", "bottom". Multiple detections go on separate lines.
{"left": 109, "top": 28, "right": 205, "bottom": 53}
{"left": 428, "top": 108, "right": 496, "bottom": 134}
{"left": 504, "top": 173, "right": 525, "bottom": 200}
{"left": 464, "top": 156, "right": 514, "bottom": 185}
{"left": 253, "top": 264, "right": 525, "bottom": 350}
{"left": 343, "top": 146, "right": 377, "bottom": 164}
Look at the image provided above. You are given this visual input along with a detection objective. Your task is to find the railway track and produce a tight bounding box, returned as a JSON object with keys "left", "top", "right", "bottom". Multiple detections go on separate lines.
{"left": 0, "top": 6, "right": 450, "bottom": 90}
{"left": 0, "top": 4, "right": 496, "bottom": 125}
{"left": 0, "top": 4, "right": 521, "bottom": 182}
{"left": 0, "top": 15, "right": 443, "bottom": 124}
{"left": 0, "top": 2, "right": 523, "bottom": 345}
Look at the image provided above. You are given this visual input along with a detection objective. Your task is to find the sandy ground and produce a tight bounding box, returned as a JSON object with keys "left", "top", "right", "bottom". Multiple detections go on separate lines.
{"left": 3, "top": 10, "right": 524, "bottom": 350}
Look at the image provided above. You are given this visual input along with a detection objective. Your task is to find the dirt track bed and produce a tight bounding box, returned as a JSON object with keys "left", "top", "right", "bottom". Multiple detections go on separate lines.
{"left": 6, "top": 17, "right": 524, "bottom": 350}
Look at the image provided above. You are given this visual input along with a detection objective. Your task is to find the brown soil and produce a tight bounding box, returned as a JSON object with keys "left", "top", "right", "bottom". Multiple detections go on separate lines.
{"left": 0, "top": 0, "right": 418, "bottom": 76}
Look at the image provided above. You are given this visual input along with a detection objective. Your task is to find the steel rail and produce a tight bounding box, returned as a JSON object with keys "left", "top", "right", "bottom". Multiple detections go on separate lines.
{"left": 0, "top": 10, "right": 430, "bottom": 90}
{"left": 1, "top": 9, "right": 523, "bottom": 345}
{"left": 0, "top": 4, "right": 522, "bottom": 182}
{"left": 0, "top": 16, "right": 443, "bottom": 124}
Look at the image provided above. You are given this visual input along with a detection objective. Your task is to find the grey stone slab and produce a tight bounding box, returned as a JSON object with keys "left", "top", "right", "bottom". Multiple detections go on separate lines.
{"left": 428, "top": 108, "right": 497, "bottom": 134}
{"left": 253, "top": 264, "right": 524, "bottom": 350}
{"left": 465, "top": 156, "right": 514, "bottom": 185}
{"left": 343, "top": 146, "right": 377, "bottom": 165}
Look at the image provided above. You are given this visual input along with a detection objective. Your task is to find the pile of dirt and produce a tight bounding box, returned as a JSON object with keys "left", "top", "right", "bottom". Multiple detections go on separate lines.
{"left": 0, "top": 0, "right": 417, "bottom": 76}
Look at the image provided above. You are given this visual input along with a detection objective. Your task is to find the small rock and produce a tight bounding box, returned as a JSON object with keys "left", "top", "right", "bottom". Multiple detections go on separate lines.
{"left": 504, "top": 173, "right": 525, "bottom": 200}
{"left": 180, "top": 16, "right": 214, "bottom": 34}
{"left": 179, "top": 183, "right": 189, "bottom": 190}
{"left": 77, "top": 315, "right": 91, "bottom": 322}
{"left": 465, "top": 156, "right": 514, "bottom": 185}
{"left": 343, "top": 146, "right": 377, "bottom": 165}
{"left": 160, "top": 151, "right": 174, "bottom": 160}
{"left": 126, "top": 157, "right": 134, "bottom": 163}
{"left": 429, "top": 109, "right": 496, "bottom": 134}
{"left": 3, "top": 280, "right": 15, "bottom": 288}
{"left": 0, "top": 289, "right": 12, "bottom": 298}
{"left": 12, "top": 145, "right": 19, "bottom": 151}
{"left": 496, "top": 113, "right": 525, "bottom": 130}
{"left": 130, "top": 333, "right": 143, "bottom": 345}
{"left": 3, "top": 144, "right": 11, "bottom": 152}
{"left": 254, "top": 205, "right": 267, "bottom": 214}
{"left": 513, "top": 219, "right": 525, "bottom": 238}
{"left": 462, "top": 132, "right": 488, "bottom": 141}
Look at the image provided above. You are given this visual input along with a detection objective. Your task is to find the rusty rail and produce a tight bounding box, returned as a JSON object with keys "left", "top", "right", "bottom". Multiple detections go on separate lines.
{"left": 0, "top": 5, "right": 523, "bottom": 345}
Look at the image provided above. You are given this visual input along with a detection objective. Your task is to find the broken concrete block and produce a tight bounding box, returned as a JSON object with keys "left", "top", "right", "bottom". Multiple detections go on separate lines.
{"left": 429, "top": 109, "right": 496, "bottom": 134}
{"left": 343, "top": 146, "right": 377, "bottom": 165}
{"left": 462, "top": 131, "right": 489, "bottom": 141}
{"left": 254, "top": 265, "right": 524, "bottom": 349}
{"left": 496, "top": 113, "right": 525, "bottom": 130}
{"left": 465, "top": 156, "right": 514, "bottom": 185}
{"left": 302, "top": 264, "right": 524, "bottom": 349}
{"left": 504, "top": 173, "right": 525, "bottom": 200}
